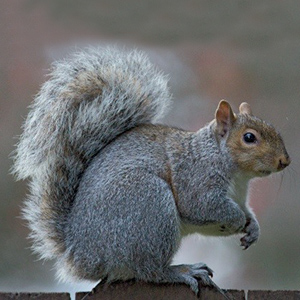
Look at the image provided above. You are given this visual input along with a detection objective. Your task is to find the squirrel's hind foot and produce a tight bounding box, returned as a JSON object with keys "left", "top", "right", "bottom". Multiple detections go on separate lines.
{"left": 171, "top": 263, "right": 231, "bottom": 299}
{"left": 166, "top": 262, "right": 226, "bottom": 296}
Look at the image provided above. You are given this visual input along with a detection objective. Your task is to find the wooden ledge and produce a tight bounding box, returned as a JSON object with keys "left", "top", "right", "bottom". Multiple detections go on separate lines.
{"left": 76, "top": 280, "right": 243, "bottom": 300}
{"left": 0, "top": 293, "right": 70, "bottom": 300}
{"left": 1, "top": 285, "right": 300, "bottom": 300}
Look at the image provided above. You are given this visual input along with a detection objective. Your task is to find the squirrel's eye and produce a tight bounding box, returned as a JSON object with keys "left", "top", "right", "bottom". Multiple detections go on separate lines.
{"left": 243, "top": 132, "right": 257, "bottom": 144}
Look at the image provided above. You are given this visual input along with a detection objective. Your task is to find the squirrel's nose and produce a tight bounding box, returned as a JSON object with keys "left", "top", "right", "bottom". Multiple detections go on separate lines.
{"left": 277, "top": 154, "right": 291, "bottom": 171}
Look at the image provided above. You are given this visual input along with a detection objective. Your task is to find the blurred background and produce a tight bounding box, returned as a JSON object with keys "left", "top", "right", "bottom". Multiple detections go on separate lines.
{"left": 1, "top": 0, "right": 300, "bottom": 296}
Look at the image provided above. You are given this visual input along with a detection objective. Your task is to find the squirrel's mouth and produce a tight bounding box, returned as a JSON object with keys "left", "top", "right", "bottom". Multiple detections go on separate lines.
{"left": 258, "top": 170, "right": 272, "bottom": 176}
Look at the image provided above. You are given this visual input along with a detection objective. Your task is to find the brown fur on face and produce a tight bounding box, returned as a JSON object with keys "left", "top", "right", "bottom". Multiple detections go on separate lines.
{"left": 227, "top": 114, "right": 289, "bottom": 176}
{"left": 214, "top": 100, "right": 290, "bottom": 177}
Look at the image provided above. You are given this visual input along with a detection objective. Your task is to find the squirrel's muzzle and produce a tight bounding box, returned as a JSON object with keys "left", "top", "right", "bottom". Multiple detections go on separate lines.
{"left": 277, "top": 154, "right": 291, "bottom": 171}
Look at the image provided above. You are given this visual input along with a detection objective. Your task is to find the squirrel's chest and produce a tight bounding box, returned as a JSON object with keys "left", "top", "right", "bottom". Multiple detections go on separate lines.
{"left": 226, "top": 173, "right": 251, "bottom": 207}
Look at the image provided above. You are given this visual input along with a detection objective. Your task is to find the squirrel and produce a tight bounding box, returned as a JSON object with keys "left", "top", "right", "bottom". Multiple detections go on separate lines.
{"left": 13, "top": 47, "right": 290, "bottom": 295}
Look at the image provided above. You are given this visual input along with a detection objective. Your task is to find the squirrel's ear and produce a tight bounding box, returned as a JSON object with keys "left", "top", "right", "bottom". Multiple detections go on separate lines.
{"left": 239, "top": 102, "right": 252, "bottom": 115}
{"left": 215, "top": 100, "right": 236, "bottom": 137}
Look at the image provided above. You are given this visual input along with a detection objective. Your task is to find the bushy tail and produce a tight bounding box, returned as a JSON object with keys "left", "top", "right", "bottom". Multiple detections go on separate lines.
{"left": 13, "top": 47, "right": 171, "bottom": 261}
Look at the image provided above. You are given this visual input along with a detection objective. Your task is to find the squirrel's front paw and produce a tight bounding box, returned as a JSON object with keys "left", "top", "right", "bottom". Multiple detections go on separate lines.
{"left": 240, "top": 217, "right": 260, "bottom": 250}
{"left": 220, "top": 202, "right": 246, "bottom": 234}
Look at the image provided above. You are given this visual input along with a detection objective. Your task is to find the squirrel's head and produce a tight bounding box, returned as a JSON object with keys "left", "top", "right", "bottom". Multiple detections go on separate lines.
{"left": 213, "top": 100, "right": 290, "bottom": 177}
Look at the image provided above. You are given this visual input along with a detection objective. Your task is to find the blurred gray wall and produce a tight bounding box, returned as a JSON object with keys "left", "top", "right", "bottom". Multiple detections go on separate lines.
{"left": 1, "top": 0, "right": 299, "bottom": 293}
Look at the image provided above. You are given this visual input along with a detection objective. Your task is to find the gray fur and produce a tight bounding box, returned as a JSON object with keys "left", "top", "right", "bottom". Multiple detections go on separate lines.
{"left": 13, "top": 47, "right": 289, "bottom": 295}
{"left": 13, "top": 47, "right": 171, "bottom": 261}
{"left": 61, "top": 123, "right": 240, "bottom": 282}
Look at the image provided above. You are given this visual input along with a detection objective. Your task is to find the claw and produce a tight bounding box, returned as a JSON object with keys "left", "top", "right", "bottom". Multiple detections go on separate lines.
{"left": 240, "top": 238, "right": 245, "bottom": 248}
{"left": 174, "top": 262, "right": 232, "bottom": 299}
{"left": 240, "top": 234, "right": 255, "bottom": 250}
{"left": 192, "top": 262, "right": 214, "bottom": 278}
{"left": 187, "top": 263, "right": 230, "bottom": 299}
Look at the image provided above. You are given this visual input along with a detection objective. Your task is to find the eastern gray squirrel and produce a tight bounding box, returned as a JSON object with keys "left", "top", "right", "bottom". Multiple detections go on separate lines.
{"left": 13, "top": 47, "right": 290, "bottom": 295}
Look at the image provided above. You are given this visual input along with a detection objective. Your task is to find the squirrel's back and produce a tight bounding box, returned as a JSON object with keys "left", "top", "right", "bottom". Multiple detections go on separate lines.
{"left": 13, "top": 47, "right": 171, "bottom": 262}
